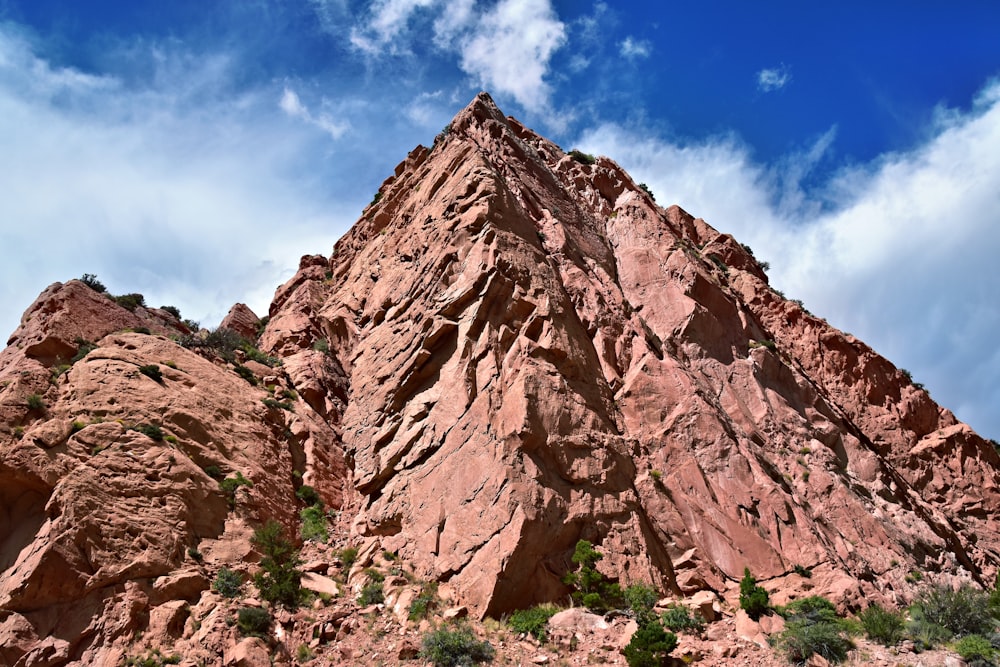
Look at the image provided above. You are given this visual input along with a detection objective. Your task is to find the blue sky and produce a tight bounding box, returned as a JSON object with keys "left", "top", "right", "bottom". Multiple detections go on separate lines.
{"left": 1, "top": 1, "right": 999, "bottom": 440}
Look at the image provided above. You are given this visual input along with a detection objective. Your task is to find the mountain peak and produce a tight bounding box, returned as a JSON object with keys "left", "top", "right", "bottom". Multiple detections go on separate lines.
{"left": 1, "top": 94, "right": 999, "bottom": 666}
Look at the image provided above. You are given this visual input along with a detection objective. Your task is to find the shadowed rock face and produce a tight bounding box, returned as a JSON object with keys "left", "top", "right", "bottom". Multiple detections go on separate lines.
{"left": 2, "top": 92, "right": 999, "bottom": 663}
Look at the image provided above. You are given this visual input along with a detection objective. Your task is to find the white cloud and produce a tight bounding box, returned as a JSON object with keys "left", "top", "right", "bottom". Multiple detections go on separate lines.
{"left": 279, "top": 86, "right": 349, "bottom": 139}
{"left": 619, "top": 36, "right": 651, "bottom": 60}
{"left": 341, "top": 0, "right": 566, "bottom": 113}
{"left": 576, "top": 78, "right": 1000, "bottom": 440}
{"left": 757, "top": 65, "right": 791, "bottom": 92}
{"left": 457, "top": 0, "right": 567, "bottom": 113}
{"left": 0, "top": 26, "right": 358, "bottom": 340}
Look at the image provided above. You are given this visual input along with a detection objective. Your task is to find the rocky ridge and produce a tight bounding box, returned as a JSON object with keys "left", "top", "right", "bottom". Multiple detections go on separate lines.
{"left": 1, "top": 92, "right": 998, "bottom": 665}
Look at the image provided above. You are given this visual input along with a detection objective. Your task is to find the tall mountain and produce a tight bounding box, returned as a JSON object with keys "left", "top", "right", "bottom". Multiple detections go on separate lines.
{"left": 1, "top": 92, "right": 997, "bottom": 665}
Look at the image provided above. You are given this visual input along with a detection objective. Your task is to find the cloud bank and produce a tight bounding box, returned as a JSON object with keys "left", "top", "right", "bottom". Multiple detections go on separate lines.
{"left": 0, "top": 24, "right": 355, "bottom": 338}
{"left": 577, "top": 79, "right": 1000, "bottom": 439}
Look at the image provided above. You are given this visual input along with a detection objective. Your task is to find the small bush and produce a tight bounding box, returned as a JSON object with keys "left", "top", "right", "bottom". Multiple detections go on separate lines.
{"left": 912, "top": 583, "right": 994, "bottom": 639}
{"left": 661, "top": 605, "right": 705, "bottom": 634}
{"left": 296, "top": 643, "right": 314, "bottom": 662}
{"left": 135, "top": 423, "right": 164, "bottom": 441}
{"left": 739, "top": 568, "right": 770, "bottom": 620}
{"left": 71, "top": 338, "right": 97, "bottom": 363}
{"left": 114, "top": 293, "right": 146, "bottom": 311}
{"left": 624, "top": 584, "right": 659, "bottom": 624}
{"left": 252, "top": 520, "right": 302, "bottom": 608}
{"left": 234, "top": 364, "right": 258, "bottom": 386}
{"left": 563, "top": 540, "right": 624, "bottom": 612}
{"left": 300, "top": 505, "right": 328, "bottom": 543}
{"left": 622, "top": 620, "right": 677, "bottom": 667}
{"left": 70, "top": 420, "right": 86, "bottom": 434}
{"left": 203, "top": 465, "right": 223, "bottom": 479}
{"left": 568, "top": 149, "right": 596, "bottom": 165}
{"left": 213, "top": 567, "right": 243, "bottom": 598}
{"left": 220, "top": 472, "right": 253, "bottom": 507}
{"left": 312, "top": 339, "right": 330, "bottom": 353}
{"left": 339, "top": 546, "right": 358, "bottom": 571}
{"left": 358, "top": 581, "right": 384, "bottom": 606}
{"left": 638, "top": 183, "right": 655, "bottom": 201}
{"left": 236, "top": 606, "right": 271, "bottom": 638}
{"left": 508, "top": 605, "right": 558, "bottom": 641}
{"left": 956, "top": 634, "right": 996, "bottom": 664}
{"left": 420, "top": 626, "right": 495, "bottom": 666}
{"left": 139, "top": 364, "right": 163, "bottom": 383}
{"left": 80, "top": 273, "right": 107, "bottom": 293}
{"left": 262, "top": 397, "right": 294, "bottom": 411}
{"left": 296, "top": 485, "right": 320, "bottom": 506}
{"left": 161, "top": 305, "right": 181, "bottom": 319}
{"left": 858, "top": 603, "right": 904, "bottom": 646}
{"left": 26, "top": 393, "right": 45, "bottom": 411}
{"left": 779, "top": 618, "right": 853, "bottom": 665}
{"left": 409, "top": 582, "right": 439, "bottom": 622}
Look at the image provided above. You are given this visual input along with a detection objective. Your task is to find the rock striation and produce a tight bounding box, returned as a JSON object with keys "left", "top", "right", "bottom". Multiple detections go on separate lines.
{"left": 2, "top": 92, "right": 1000, "bottom": 664}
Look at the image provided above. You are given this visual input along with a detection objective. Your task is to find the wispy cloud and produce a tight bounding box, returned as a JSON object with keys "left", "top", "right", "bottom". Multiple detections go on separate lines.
{"left": 336, "top": 0, "right": 566, "bottom": 114}
{"left": 279, "top": 87, "right": 349, "bottom": 139}
{"left": 0, "top": 24, "right": 356, "bottom": 337}
{"left": 576, "top": 78, "right": 1000, "bottom": 440}
{"left": 757, "top": 64, "right": 791, "bottom": 92}
{"left": 619, "top": 36, "right": 651, "bottom": 60}
{"left": 458, "top": 0, "right": 566, "bottom": 113}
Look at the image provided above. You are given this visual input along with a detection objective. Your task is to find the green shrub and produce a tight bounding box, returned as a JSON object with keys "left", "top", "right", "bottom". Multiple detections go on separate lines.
{"left": 70, "top": 420, "right": 86, "bottom": 434}
{"left": 358, "top": 581, "right": 384, "bottom": 606}
{"left": 300, "top": 505, "right": 328, "bottom": 543}
{"left": 568, "top": 149, "right": 596, "bottom": 165}
{"left": 296, "top": 485, "right": 320, "bottom": 506}
{"left": 739, "top": 568, "right": 770, "bottom": 620}
{"left": 123, "top": 648, "right": 181, "bottom": 666}
{"left": 624, "top": 584, "right": 659, "bottom": 625}
{"left": 80, "top": 273, "right": 107, "bottom": 293}
{"left": 779, "top": 618, "right": 853, "bottom": 665}
{"left": 139, "top": 364, "right": 163, "bottom": 383}
{"left": 296, "top": 643, "right": 314, "bottom": 662}
{"left": 912, "top": 583, "right": 994, "bottom": 639}
{"left": 213, "top": 567, "right": 243, "bottom": 598}
{"left": 220, "top": 472, "right": 253, "bottom": 507}
{"left": 508, "top": 605, "right": 558, "bottom": 641}
{"left": 858, "top": 603, "right": 904, "bottom": 646}
{"left": 261, "top": 397, "right": 294, "bottom": 411}
{"left": 187, "top": 546, "right": 203, "bottom": 561}
{"left": 638, "top": 183, "right": 655, "bottom": 201}
{"left": 236, "top": 606, "right": 271, "bottom": 637}
{"left": 661, "top": 605, "right": 705, "bottom": 634}
{"left": 251, "top": 520, "right": 302, "bottom": 608}
{"left": 161, "top": 305, "right": 181, "bottom": 319}
{"left": 956, "top": 634, "right": 996, "bottom": 664}
{"left": 409, "top": 582, "right": 439, "bottom": 622}
{"left": 71, "top": 338, "right": 97, "bottom": 363}
{"left": 234, "top": 364, "right": 258, "bottom": 386}
{"left": 26, "top": 393, "right": 45, "bottom": 411}
{"left": 114, "top": 293, "right": 146, "bottom": 311}
{"left": 420, "top": 626, "right": 495, "bottom": 666}
{"left": 134, "top": 423, "right": 164, "bottom": 441}
{"left": 203, "top": 465, "right": 223, "bottom": 479}
{"left": 242, "top": 345, "right": 280, "bottom": 368}
{"left": 563, "top": 540, "right": 624, "bottom": 612}
{"left": 778, "top": 596, "right": 840, "bottom": 625}
{"left": 312, "top": 338, "right": 330, "bottom": 353}
{"left": 339, "top": 546, "right": 358, "bottom": 571}
{"left": 622, "top": 620, "right": 677, "bottom": 667}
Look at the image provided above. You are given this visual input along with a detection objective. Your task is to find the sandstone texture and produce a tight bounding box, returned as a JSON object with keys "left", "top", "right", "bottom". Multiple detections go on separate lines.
{"left": 2, "top": 92, "right": 999, "bottom": 664}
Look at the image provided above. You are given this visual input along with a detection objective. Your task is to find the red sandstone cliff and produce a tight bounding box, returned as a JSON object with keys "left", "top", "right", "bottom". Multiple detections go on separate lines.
{"left": 1, "top": 92, "right": 998, "bottom": 665}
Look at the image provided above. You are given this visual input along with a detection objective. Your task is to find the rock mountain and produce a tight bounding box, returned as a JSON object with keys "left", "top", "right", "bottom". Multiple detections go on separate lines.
{"left": 2, "top": 92, "right": 998, "bottom": 665}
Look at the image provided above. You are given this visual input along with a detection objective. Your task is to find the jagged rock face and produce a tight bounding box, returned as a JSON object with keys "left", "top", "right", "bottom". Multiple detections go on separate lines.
{"left": 0, "top": 280, "right": 350, "bottom": 665}
{"left": 260, "top": 93, "right": 1000, "bottom": 615}
{"left": 2, "top": 93, "right": 1000, "bottom": 663}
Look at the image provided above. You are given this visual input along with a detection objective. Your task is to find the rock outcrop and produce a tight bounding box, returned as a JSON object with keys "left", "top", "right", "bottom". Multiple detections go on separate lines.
{"left": 2, "top": 92, "right": 999, "bottom": 664}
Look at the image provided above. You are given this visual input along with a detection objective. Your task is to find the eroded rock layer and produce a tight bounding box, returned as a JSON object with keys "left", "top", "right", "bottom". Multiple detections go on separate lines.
{"left": 1, "top": 92, "right": 998, "bottom": 664}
